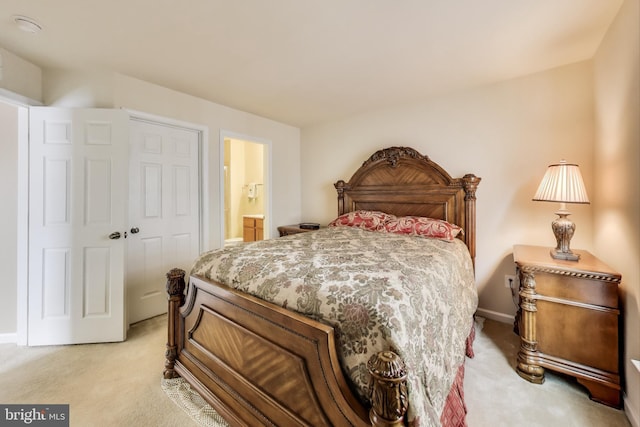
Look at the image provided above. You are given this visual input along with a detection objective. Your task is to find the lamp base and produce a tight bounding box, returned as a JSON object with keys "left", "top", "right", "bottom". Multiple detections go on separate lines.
{"left": 550, "top": 248, "right": 580, "bottom": 261}
{"left": 550, "top": 209, "right": 580, "bottom": 262}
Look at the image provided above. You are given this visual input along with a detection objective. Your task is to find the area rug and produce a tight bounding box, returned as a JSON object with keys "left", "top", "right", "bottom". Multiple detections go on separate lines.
{"left": 161, "top": 377, "right": 228, "bottom": 427}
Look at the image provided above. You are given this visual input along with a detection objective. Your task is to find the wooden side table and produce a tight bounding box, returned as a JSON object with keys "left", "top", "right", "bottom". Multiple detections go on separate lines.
{"left": 277, "top": 224, "right": 321, "bottom": 237}
{"left": 513, "top": 244, "right": 622, "bottom": 407}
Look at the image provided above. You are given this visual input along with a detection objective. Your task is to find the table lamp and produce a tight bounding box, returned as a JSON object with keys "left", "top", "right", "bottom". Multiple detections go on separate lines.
{"left": 532, "top": 160, "right": 590, "bottom": 261}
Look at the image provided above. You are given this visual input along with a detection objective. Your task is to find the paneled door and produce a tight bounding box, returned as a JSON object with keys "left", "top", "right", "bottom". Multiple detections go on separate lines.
{"left": 28, "top": 108, "right": 129, "bottom": 345}
{"left": 127, "top": 119, "right": 200, "bottom": 324}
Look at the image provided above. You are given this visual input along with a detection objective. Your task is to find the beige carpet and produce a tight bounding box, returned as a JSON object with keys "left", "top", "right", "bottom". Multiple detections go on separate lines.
{"left": 0, "top": 315, "right": 630, "bottom": 426}
{"left": 465, "top": 317, "right": 630, "bottom": 427}
{"left": 0, "top": 315, "right": 196, "bottom": 426}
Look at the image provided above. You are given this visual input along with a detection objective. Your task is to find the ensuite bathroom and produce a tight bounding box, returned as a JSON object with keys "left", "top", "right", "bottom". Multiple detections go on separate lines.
{"left": 224, "top": 137, "right": 267, "bottom": 246}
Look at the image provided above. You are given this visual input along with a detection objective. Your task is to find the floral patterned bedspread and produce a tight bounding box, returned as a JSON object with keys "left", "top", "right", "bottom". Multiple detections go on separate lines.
{"left": 191, "top": 226, "right": 478, "bottom": 426}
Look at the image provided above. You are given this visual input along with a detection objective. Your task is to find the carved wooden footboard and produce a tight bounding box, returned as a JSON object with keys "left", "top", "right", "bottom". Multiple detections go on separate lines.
{"left": 164, "top": 269, "right": 408, "bottom": 426}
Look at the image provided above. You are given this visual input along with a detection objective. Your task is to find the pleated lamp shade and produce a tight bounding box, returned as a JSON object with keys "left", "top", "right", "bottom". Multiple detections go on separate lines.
{"left": 533, "top": 160, "right": 590, "bottom": 204}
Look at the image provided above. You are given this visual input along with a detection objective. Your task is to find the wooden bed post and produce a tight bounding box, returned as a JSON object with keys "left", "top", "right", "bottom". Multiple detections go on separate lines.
{"left": 368, "top": 351, "right": 408, "bottom": 427}
{"left": 335, "top": 179, "right": 347, "bottom": 215}
{"left": 164, "top": 268, "right": 186, "bottom": 379}
{"left": 462, "top": 174, "right": 481, "bottom": 270}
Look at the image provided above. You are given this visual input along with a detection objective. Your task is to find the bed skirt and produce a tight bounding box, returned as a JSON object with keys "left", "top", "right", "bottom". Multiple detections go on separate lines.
{"left": 439, "top": 323, "right": 475, "bottom": 427}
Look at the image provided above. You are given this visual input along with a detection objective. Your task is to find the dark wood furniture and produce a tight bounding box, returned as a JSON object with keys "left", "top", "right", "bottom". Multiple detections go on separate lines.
{"left": 513, "top": 244, "right": 622, "bottom": 407}
{"left": 277, "top": 224, "right": 321, "bottom": 237}
{"left": 164, "top": 147, "right": 480, "bottom": 426}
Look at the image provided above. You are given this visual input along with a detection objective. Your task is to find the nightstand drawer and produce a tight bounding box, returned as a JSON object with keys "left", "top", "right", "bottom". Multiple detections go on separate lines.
{"left": 533, "top": 272, "right": 619, "bottom": 309}
{"left": 536, "top": 300, "right": 618, "bottom": 372}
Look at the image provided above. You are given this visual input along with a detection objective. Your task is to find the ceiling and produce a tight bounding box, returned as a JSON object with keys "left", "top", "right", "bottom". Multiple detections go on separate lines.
{"left": 0, "top": 1, "right": 624, "bottom": 127}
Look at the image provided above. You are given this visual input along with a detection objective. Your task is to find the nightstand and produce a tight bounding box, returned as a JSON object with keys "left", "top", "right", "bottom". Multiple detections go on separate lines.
{"left": 513, "top": 244, "right": 622, "bottom": 407}
{"left": 277, "top": 224, "right": 321, "bottom": 237}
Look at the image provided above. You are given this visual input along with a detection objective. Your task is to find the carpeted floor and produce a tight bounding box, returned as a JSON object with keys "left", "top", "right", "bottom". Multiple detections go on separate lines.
{"left": 0, "top": 315, "right": 195, "bottom": 426}
{"left": 465, "top": 317, "right": 630, "bottom": 427}
{"left": 0, "top": 315, "right": 631, "bottom": 426}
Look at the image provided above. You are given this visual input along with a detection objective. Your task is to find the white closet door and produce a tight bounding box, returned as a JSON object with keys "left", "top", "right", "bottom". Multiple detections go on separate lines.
{"left": 127, "top": 119, "right": 200, "bottom": 324}
{"left": 28, "top": 108, "right": 128, "bottom": 345}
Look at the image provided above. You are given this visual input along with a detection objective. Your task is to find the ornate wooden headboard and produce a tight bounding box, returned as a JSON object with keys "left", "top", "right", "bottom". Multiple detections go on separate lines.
{"left": 334, "top": 146, "right": 481, "bottom": 266}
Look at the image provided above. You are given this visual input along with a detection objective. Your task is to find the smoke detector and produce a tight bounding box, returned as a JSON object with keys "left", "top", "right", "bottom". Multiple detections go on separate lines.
{"left": 13, "top": 15, "right": 42, "bottom": 34}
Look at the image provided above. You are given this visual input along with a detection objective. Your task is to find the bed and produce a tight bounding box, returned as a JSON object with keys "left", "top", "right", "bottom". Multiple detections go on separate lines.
{"left": 164, "top": 146, "right": 481, "bottom": 426}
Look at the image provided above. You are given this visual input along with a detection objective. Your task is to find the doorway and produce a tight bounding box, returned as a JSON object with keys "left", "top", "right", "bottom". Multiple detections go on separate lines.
{"left": 221, "top": 133, "right": 270, "bottom": 247}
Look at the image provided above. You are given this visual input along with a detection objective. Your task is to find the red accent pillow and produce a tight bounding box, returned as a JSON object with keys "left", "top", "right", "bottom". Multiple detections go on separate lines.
{"left": 328, "top": 210, "right": 396, "bottom": 231}
{"left": 384, "top": 216, "right": 463, "bottom": 241}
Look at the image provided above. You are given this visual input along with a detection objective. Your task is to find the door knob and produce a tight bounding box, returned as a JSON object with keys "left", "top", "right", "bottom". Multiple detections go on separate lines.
{"left": 108, "top": 231, "right": 121, "bottom": 240}
{"left": 130, "top": 227, "right": 140, "bottom": 234}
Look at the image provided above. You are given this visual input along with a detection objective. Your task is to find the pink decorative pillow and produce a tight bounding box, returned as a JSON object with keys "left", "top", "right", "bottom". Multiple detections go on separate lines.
{"left": 384, "top": 216, "right": 463, "bottom": 241}
{"left": 328, "top": 210, "right": 396, "bottom": 231}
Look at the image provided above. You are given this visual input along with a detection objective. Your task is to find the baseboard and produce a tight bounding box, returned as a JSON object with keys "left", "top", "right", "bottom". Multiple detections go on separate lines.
{"left": 0, "top": 332, "right": 17, "bottom": 344}
{"left": 475, "top": 308, "right": 515, "bottom": 324}
{"left": 626, "top": 392, "right": 640, "bottom": 427}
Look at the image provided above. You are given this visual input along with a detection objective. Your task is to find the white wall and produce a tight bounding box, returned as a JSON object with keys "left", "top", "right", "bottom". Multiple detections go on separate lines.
{"left": 0, "top": 47, "right": 42, "bottom": 102}
{"left": 43, "top": 69, "right": 114, "bottom": 108}
{"left": 301, "top": 61, "right": 595, "bottom": 320}
{"left": 593, "top": 0, "right": 640, "bottom": 423}
{"left": 0, "top": 101, "right": 19, "bottom": 335}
